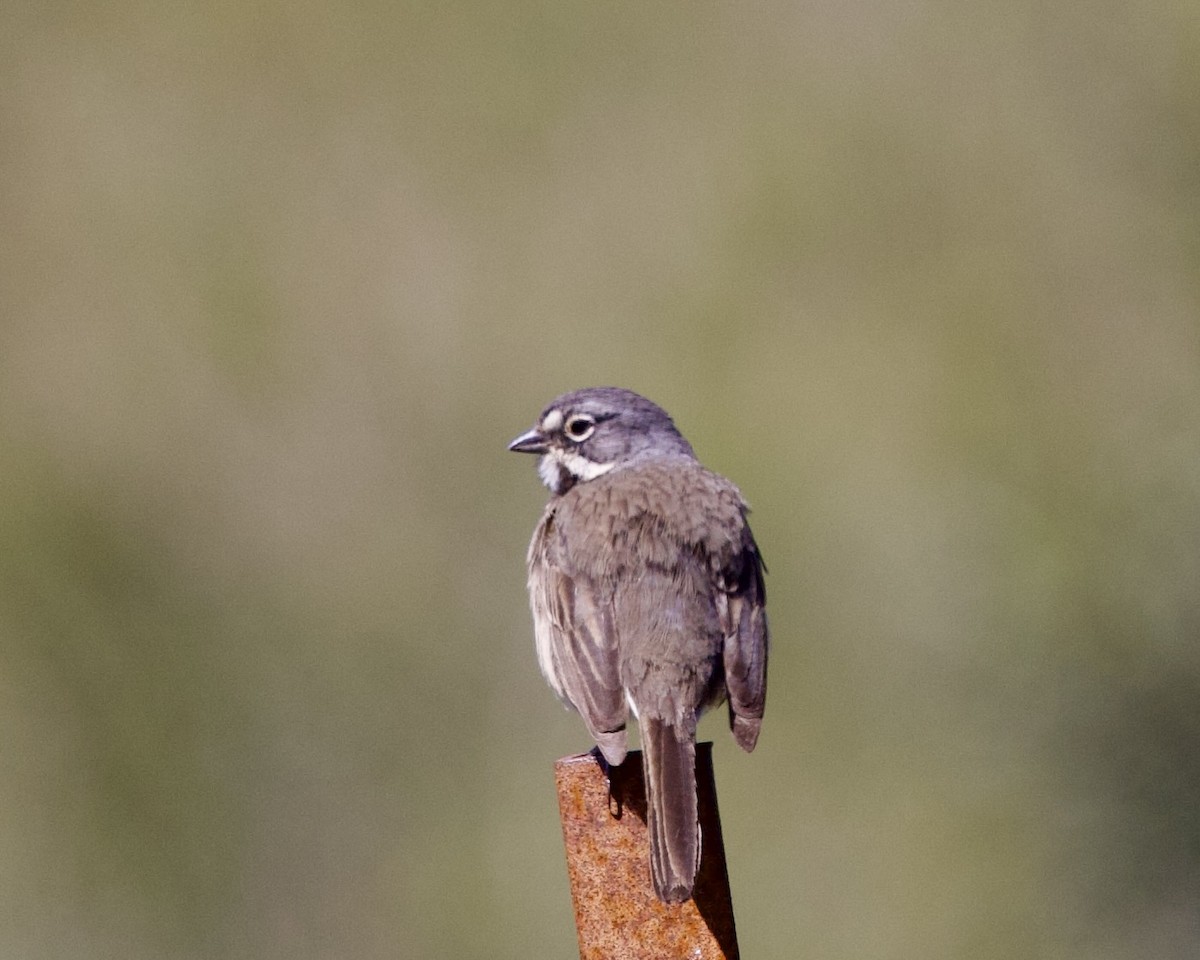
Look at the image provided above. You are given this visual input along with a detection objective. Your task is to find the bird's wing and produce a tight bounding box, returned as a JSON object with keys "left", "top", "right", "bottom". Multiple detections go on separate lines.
{"left": 528, "top": 511, "right": 628, "bottom": 764}
{"left": 717, "top": 520, "right": 768, "bottom": 751}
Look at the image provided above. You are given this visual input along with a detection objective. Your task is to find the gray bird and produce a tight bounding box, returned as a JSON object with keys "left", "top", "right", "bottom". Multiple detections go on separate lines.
{"left": 508, "top": 387, "right": 768, "bottom": 903}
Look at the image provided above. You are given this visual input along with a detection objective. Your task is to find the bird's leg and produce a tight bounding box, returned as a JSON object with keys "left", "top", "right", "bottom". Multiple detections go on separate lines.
{"left": 590, "top": 745, "right": 627, "bottom": 819}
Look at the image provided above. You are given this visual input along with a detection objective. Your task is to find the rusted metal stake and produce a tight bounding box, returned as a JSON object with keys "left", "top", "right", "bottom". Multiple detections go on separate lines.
{"left": 553, "top": 742, "right": 740, "bottom": 960}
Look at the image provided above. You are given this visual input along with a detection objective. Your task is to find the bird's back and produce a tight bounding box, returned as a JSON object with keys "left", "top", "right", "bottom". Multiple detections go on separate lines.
{"left": 541, "top": 456, "right": 750, "bottom": 723}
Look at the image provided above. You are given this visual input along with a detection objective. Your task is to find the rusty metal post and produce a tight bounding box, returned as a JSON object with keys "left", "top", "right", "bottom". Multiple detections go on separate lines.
{"left": 553, "top": 742, "right": 740, "bottom": 960}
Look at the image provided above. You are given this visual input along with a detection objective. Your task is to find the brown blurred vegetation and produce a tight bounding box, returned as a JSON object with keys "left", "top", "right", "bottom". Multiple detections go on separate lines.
{"left": 1, "top": 3, "right": 1198, "bottom": 958}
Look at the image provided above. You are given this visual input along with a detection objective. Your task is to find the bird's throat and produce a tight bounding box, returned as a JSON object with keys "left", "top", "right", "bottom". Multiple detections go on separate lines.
{"left": 538, "top": 449, "right": 616, "bottom": 494}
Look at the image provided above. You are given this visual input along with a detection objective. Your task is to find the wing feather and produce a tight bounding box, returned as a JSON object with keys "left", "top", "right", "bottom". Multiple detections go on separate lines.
{"left": 528, "top": 510, "right": 628, "bottom": 764}
{"left": 720, "top": 523, "right": 768, "bottom": 751}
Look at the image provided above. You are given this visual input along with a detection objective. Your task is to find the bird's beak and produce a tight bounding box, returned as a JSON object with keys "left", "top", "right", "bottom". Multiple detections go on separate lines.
{"left": 507, "top": 428, "right": 549, "bottom": 454}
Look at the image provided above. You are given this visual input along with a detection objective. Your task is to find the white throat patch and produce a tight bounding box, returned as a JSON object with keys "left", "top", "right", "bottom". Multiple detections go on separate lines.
{"left": 537, "top": 447, "right": 616, "bottom": 492}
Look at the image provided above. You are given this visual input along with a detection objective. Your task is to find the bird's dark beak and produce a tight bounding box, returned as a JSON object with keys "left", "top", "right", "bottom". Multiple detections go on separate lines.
{"left": 507, "top": 428, "right": 549, "bottom": 454}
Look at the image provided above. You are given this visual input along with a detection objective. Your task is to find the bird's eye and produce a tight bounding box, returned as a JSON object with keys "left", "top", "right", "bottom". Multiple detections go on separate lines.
{"left": 564, "top": 416, "right": 595, "bottom": 441}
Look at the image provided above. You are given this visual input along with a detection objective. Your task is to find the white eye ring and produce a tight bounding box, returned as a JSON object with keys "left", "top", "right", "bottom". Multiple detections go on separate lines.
{"left": 564, "top": 416, "right": 595, "bottom": 442}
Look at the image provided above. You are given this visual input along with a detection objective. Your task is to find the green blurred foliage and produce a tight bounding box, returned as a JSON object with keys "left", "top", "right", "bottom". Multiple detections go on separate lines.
{"left": 2, "top": 2, "right": 1198, "bottom": 958}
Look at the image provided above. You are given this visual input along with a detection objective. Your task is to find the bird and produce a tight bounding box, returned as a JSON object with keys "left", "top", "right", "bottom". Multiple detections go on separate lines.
{"left": 508, "top": 387, "right": 768, "bottom": 903}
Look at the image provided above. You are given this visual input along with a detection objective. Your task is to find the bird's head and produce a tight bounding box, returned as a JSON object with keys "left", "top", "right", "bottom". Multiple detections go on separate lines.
{"left": 508, "top": 387, "right": 695, "bottom": 495}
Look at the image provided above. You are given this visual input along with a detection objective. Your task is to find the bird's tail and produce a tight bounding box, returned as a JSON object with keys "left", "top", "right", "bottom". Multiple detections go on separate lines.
{"left": 640, "top": 718, "right": 699, "bottom": 903}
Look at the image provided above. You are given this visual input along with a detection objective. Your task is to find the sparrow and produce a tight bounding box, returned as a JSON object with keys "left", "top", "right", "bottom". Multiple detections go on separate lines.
{"left": 508, "top": 386, "right": 768, "bottom": 903}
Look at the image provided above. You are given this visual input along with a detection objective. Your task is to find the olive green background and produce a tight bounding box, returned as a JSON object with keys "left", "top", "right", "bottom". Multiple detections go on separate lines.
{"left": 2, "top": 3, "right": 1198, "bottom": 958}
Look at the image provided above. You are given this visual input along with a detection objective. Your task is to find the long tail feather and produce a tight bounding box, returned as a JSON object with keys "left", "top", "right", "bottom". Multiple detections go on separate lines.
{"left": 641, "top": 718, "right": 699, "bottom": 903}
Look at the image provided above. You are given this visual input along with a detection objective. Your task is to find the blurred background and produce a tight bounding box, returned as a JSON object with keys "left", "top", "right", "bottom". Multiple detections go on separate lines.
{"left": 2, "top": 2, "right": 1198, "bottom": 958}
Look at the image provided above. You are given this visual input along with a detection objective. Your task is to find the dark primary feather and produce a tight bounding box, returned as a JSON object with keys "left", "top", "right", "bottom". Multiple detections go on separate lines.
{"left": 719, "top": 528, "right": 768, "bottom": 751}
